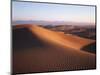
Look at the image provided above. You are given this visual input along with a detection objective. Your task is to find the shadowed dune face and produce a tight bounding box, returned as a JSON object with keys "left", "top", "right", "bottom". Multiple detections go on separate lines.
{"left": 13, "top": 27, "right": 46, "bottom": 50}
{"left": 81, "top": 42, "right": 96, "bottom": 54}
{"left": 13, "top": 24, "right": 96, "bottom": 74}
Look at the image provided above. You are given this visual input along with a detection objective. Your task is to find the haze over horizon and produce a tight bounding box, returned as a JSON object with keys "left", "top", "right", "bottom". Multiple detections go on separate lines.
{"left": 12, "top": 1, "right": 95, "bottom": 25}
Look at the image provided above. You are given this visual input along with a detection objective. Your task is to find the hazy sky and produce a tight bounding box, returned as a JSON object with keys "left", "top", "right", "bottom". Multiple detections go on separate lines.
{"left": 12, "top": 1, "right": 95, "bottom": 24}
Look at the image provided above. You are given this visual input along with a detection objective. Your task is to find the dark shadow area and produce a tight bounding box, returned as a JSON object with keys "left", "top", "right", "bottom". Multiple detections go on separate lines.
{"left": 13, "top": 27, "right": 46, "bottom": 51}
{"left": 81, "top": 42, "right": 96, "bottom": 54}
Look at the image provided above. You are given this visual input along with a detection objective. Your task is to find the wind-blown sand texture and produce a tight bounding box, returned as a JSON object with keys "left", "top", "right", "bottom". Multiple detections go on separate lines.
{"left": 13, "top": 24, "right": 96, "bottom": 74}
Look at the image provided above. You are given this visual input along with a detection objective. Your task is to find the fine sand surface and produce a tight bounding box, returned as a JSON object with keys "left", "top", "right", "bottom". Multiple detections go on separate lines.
{"left": 13, "top": 24, "right": 96, "bottom": 74}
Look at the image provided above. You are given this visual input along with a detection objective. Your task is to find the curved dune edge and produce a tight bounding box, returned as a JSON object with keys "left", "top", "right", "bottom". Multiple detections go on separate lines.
{"left": 29, "top": 25, "right": 95, "bottom": 50}
{"left": 13, "top": 24, "right": 96, "bottom": 74}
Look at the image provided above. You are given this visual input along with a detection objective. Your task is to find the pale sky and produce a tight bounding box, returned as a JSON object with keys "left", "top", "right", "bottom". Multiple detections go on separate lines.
{"left": 12, "top": 1, "right": 95, "bottom": 24}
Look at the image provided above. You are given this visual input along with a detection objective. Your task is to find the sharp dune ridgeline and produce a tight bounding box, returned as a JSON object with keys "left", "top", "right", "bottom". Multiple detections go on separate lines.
{"left": 13, "top": 24, "right": 96, "bottom": 74}
{"left": 29, "top": 25, "right": 95, "bottom": 50}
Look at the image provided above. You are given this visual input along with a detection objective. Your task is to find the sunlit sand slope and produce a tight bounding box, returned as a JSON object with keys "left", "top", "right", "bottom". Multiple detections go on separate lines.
{"left": 29, "top": 25, "right": 95, "bottom": 50}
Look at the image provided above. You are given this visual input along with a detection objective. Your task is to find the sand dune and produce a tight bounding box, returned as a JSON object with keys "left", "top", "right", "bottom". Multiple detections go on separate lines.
{"left": 13, "top": 24, "right": 96, "bottom": 74}
{"left": 29, "top": 25, "right": 95, "bottom": 50}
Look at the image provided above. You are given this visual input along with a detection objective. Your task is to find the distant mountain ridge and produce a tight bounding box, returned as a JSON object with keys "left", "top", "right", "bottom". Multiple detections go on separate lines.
{"left": 12, "top": 20, "right": 95, "bottom": 26}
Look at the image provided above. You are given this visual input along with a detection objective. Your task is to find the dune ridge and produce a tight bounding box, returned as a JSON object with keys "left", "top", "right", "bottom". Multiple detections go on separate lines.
{"left": 29, "top": 25, "right": 95, "bottom": 50}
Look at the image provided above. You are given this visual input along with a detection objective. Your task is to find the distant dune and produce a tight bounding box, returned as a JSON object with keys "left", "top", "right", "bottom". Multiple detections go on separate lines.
{"left": 13, "top": 24, "right": 96, "bottom": 74}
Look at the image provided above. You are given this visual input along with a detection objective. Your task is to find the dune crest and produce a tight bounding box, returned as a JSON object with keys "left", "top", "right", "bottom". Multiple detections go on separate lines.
{"left": 29, "top": 25, "right": 95, "bottom": 50}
